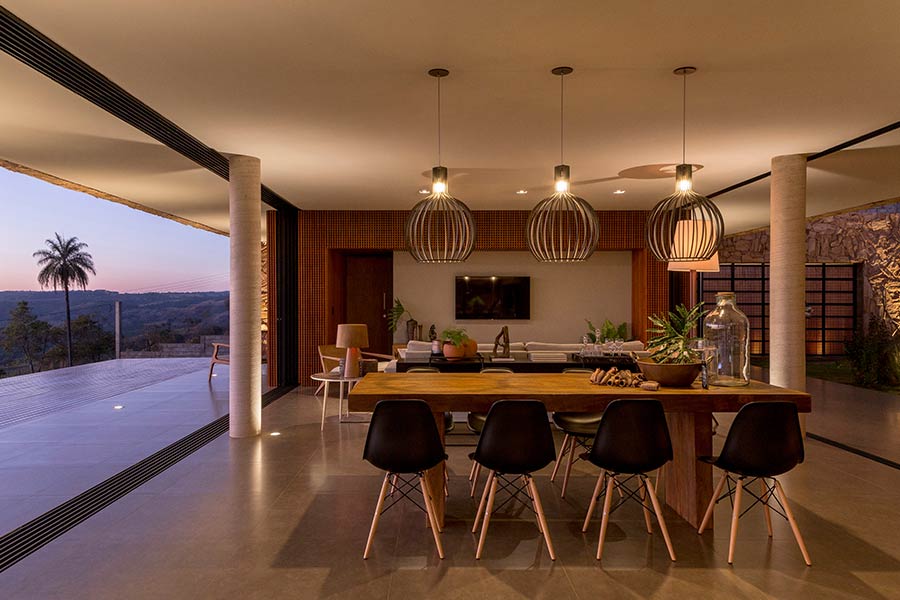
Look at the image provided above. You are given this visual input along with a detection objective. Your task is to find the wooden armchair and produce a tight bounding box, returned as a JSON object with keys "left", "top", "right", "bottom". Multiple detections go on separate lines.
{"left": 208, "top": 343, "right": 229, "bottom": 381}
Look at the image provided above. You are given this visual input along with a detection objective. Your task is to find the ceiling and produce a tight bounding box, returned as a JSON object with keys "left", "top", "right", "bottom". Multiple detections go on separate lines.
{"left": 1, "top": 0, "right": 899, "bottom": 235}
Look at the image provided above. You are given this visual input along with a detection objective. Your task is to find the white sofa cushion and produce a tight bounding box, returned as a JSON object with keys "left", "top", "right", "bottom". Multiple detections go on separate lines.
{"left": 525, "top": 342, "right": 584, "bottom": 352}
{"left": 476, "top": 342, "right": 526, "bottom": 353}
{"left": 407, "top": 341, "right": 432, "bottom": 351}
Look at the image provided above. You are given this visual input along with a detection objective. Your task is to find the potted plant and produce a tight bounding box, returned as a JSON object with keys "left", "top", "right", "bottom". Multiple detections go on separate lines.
{"left": 388, "top": 298, "right": 418, "bottom": 341}
{"left": 637, "top": 303, "right": 706, "bottom": 387}
{"left": 585, "top": 318, "right": 628, "bottom": 342}
{"left": 440, "top": 326, "right": 477, "bottom": 360}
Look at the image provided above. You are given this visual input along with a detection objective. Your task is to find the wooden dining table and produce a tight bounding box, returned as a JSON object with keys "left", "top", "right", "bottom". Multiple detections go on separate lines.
{"left": 348, "top": 372, "right": 811, "bottom": 529}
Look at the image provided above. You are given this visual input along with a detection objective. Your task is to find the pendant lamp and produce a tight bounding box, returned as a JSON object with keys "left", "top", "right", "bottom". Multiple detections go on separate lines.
{"left": 405, "top": 68, "right": 475, "bottom": 263}
{"left": 526, "top": 66, "right": 600, "bottom": 263}
{"left": 645, "top": 66, "right": 724, "bottom": 263}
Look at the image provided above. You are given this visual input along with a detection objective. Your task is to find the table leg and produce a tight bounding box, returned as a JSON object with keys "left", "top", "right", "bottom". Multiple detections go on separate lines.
{"left": 425, "top": 411, "right": 446, "bottom": 528}
{"left": 664, "top": 412, "right": 713, "bottom": 529}
{"left": 321, "top": 381, "right": 330, "bottom": 431}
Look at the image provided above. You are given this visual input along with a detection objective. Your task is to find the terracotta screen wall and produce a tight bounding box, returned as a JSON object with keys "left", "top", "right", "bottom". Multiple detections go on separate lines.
{"left": 298, "top": 210, "right": 668, "bottom": 382}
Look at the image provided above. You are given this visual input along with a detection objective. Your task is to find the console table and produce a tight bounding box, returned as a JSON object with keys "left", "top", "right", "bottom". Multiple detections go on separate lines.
{"left": 397, "top": 354, "right": 636, "bottom": 373}
{"left": 348, "top": 372, "right": 811, "bottom": 528}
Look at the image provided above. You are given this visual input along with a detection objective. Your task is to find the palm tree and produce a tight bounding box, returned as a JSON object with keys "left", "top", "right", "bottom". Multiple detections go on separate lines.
{"left": 33, "top": 233, "right": 96, "bottom": 367}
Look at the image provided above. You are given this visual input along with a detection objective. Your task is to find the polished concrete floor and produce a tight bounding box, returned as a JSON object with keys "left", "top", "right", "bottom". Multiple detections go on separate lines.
{"left": 2, "top": 384, "right": 898, "bottom": 599}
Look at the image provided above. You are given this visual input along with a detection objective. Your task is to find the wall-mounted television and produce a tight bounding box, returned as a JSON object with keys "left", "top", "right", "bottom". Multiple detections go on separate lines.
{"left": 455, "top": 276, "right": 530, "bottom": 320}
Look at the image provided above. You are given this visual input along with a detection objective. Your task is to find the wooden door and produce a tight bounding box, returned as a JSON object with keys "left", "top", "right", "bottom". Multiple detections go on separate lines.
{"left": 345, "top": 253, "right": 393, "bottom": 355}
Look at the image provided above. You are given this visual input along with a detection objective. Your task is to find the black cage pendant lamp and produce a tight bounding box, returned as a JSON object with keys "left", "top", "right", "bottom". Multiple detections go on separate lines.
{"left": 405, "top": 68, "right": 475, "bottom": 263}
{"left": 645, "top": 66, "right": 724, "bottom": 263}
{"left": 526, "top": 66, "right": 601, "bottom": 262}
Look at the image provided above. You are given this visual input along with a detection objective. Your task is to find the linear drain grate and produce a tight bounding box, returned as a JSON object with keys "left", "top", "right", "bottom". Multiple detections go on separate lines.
{"left": 807, "top": 432, "right": 900, "bottom": 471}
{"left": 0, "top": 387, "right": 292, "bottom": 573}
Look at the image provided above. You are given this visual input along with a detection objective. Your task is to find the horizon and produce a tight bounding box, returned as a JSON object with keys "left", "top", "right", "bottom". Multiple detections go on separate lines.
{"left": 0, "top": 167, "right": 230, "bottom": 293}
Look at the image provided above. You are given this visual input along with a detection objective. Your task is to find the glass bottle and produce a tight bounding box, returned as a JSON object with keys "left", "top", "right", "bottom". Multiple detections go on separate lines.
{"left": 703, "top": 292, "right": 750, "bottom": 386}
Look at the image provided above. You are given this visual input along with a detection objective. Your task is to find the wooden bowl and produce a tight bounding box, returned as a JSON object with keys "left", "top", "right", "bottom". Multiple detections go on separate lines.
{"left": 636, "top": 360, "right": 702, "bottom": 388}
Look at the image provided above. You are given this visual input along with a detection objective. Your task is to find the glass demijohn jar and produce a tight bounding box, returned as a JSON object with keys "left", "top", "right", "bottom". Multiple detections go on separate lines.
{"left": 703, "top": 292, "right": 750, "bottom": 386}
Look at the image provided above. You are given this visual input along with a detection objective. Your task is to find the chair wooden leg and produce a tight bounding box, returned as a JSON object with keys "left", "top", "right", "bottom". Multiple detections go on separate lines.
{"left": 470, "top": 462, "right": 482, "bottom": 498}
{"left": 639, "top": 478, "right": 654, "bottom": 534}
{"left": 761, "top": 478, "right": 773, "bottom": 537}
{"left": 468, "top": 459, "right": 478, "bottom": 481}
{"left": 728, "top": 477, "right": 744, "bottom": 564}
{"left": 656, "top": 464, "right": 665, "bottom": 495}
{"left": 645, "top": 476, "right": 676, "bottom": 561}
{"left": 582, "top": 471, "right": 606, "bottom": 532}
{"left": 522, "top": 476, "right": 542, "bottom": 533}
{"left": 528, "top": 477, "right": 556, "bottom": 560}
{"left": 560, "top": 437, "right": 577, "bottom": 498}
{"left": 389, "top": 474, "right": 398, "bottom": 497}
{"left": 208, "top": 362, "right": 215, "bottom": 382}
{"left": 320, "top": 381, "right": 330, "bottom": 431}
{"left": 314, "top": 382, "right": 324, "bottom": 396}
{"left": 550, "top": 434, "right": 570, "bottom": 482}
{"left": 596, "top": 474, "right": 617, "bottom": 560}
{"left": 773, "top": 479, "right": 812, "bottom": 566}
{"left": 444, "top": 464, "right": 450, "bottom": 498}
{"left": 363, "top": 473, "right": 391, "bottom": 559}
{"left": 472, "top": 470, "right": 494, "bottom": 533}
{"left": 698, "top": 473, "right": 728, "bottom": 534}
{"left": 420, "top": 476, "right": 445, "bottom": 558}
{"left": 475, "top": 475, "right": 498, "bottom": 559}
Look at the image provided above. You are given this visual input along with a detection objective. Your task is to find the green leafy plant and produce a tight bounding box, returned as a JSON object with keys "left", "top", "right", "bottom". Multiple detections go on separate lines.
{"left": 845, "top": 317, "right": 900, "bottom": 388}
{"left": 646, "top": 303, "right": 706, "bottom": 364}
{"left": 388, "top": 298, "right": 413, "bottom": 333}
{"left": 585, "top": 319, "right": 628, "bottom": 342}
{"left": 440, "top": 327, "right": 470, "bottom": 346}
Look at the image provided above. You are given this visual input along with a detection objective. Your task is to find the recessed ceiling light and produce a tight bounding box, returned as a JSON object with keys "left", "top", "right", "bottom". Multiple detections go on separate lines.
{"left": 418, "top": 189, "right": 430, "bottom": 194}
{"left": 515, "top": 189, "right": 528, "bottom": 195}
{"left": 113, "top": 405, "right": 123, "bottom": 410}
{"left": 269, "top": 432, "right": 281, "bottom": 436}
{"left": 211, "top": 373, "right": 217, "bottom": 377}
{"left": 614, "top": 189, "right": 626, "bottom": 195}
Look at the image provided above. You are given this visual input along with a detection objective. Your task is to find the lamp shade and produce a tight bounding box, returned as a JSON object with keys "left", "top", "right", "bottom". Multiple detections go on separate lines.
{"left": 668, "top": 252, "right": 720, "bottom": 272}
{"left": 336, "top": 324, "right": 369, "bottom": 349}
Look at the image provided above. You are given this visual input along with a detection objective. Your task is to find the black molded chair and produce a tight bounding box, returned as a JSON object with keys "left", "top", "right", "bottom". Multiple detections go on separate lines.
{"left": 362, "top": 399, "right": 446, "bottom": 559}
{"left": 467, "top": 367, "right": 516, "bottom": 497}
{"left": 550, "top": 368, "right": 603, "bottom": 498}
{"left": 698, "top": 401, "right": 811, "bottom": 566}
{"left": 581, "top": 399, "right": 676, "bottom": 561}
{"left": 470, "top": 400, "right": 557, "bottom": 560}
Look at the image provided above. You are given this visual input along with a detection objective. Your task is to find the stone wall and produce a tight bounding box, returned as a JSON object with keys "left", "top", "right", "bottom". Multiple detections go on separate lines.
{"left": 720, "top": 202, "right": 900, "bottom": 332}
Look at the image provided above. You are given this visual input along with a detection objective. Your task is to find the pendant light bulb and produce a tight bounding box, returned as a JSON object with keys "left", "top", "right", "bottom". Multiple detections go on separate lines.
{"left": 675, "top": 163, "right": 693, "bottom": 192}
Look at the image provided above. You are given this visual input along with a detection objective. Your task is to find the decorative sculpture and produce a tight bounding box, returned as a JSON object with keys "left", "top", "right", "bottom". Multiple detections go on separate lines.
{"left": 492, "top": 326, "right": 510, "bottom": 358}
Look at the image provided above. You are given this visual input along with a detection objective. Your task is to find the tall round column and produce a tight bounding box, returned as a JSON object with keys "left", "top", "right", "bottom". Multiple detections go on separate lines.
{"left": 229, "top": 155, "right": 262, "bottom": 438}
{"left": 769, "top": 154, "right": 807, "bottom": 400}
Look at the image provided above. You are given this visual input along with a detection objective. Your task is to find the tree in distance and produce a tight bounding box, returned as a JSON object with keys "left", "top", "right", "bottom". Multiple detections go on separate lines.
{"left": 33, "top": 233, "right": 96, "bottom": 368}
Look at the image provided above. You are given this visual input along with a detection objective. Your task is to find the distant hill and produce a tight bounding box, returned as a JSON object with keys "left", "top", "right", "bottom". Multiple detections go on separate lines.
{"left": 0, "top": 290, "right": 229, "bottom": 340}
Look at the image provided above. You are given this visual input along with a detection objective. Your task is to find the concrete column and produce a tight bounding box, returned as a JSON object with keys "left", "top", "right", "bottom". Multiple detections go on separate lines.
{"left": 229, "top": 155, "right": 262, "bottom": 438}
{"left": 769, "top": 154, "right": 807, "bottom": 399}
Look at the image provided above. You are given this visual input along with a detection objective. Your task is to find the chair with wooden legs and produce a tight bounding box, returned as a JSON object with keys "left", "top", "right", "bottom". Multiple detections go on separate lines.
{"left": 581, "top": 398, "right": 676, "bottom": 562}
{"left": 400, "top": 367, "right": 451, "bottom": 496}
{"left": 549, "top": 370, "right": 603, "bottom": 498}
{"left": 467, "top": 367, "right": 515, "bottom": 498}
{"left": 208, "top": 343, "right": 229, "bottom": 381}
{"left": 362, "top": 399, "right": 446, "bottom": 560}
{"left": 698, "top": 401, "right": 811, "bottom": 566}
{"left": 471, "top": 400, "right": 557, "bottom": 560}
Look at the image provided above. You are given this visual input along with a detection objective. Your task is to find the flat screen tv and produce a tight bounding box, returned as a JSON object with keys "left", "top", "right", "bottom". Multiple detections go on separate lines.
{"left": 455, "top": 276, "right": 530, "bottom": 320}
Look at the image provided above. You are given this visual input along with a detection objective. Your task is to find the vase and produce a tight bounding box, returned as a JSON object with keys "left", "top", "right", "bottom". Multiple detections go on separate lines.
{"left": 703, "top": 292, "right": 750, "bottom": 386}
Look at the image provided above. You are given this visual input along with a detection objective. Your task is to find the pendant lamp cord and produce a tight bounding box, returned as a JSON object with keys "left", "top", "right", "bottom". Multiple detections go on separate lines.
{"left": 560, "top": 72, "right": 565, "bottom": 164}
{"left": 682, "top": 71, "right": 687, "bottom": 165}
{"left": 437, "top": 75, "right": 442, "bottom": 166}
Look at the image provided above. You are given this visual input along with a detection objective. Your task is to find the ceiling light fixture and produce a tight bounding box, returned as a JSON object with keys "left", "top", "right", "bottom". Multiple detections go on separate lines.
{"left": 404, "top": 68, "right": 475, "bottom": 263}
{"left": 614, "top": 189, "right": 626, "bottom": 195}
{"left": 418, "top": 189, "right": 429, "bottom": 194}
{"left": 515, "top": 189, "right": 528, "bottom": 195}
{"left": 526, "top": 67, "right": 600, "bottom": 263}
{"left": 645, "top": 66, "right": 724, "bottom": 262}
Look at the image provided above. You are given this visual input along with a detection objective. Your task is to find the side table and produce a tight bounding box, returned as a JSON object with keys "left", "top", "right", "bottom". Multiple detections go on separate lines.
{"left": 310, "top": 372, "right": 363, "bottom": 431}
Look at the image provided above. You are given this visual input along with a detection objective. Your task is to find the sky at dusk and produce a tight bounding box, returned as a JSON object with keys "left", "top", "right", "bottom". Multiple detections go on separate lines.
{"left": 0, "top": 168, "right": 229, "bottom": 292}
